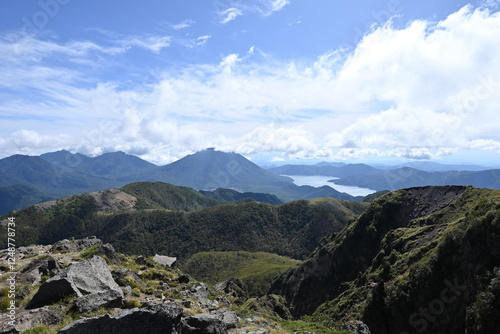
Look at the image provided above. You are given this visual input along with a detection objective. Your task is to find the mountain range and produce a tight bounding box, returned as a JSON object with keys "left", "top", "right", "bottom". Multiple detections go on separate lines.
{"left": 0, "top": 149, "right": 358, "bottom": 215}
{"left": 2, "top": 148, "right": 500, "bottom": 216}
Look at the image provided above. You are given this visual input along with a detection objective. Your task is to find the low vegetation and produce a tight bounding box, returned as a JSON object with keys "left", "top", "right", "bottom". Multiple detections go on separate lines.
{"left": 180, "top": 251, "right": 301, "bottom": 296}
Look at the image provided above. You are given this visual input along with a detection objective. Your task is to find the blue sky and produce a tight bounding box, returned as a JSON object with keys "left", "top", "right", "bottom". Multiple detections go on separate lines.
{"left": 1, "top": 0, "right": 499, "bottom": 165}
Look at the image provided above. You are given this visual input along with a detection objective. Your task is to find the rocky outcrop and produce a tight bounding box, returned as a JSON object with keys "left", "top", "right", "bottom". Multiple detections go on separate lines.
{"left": 210, "top": 308, "right": 239, "bottom": 329}
{"left": 343, "top": 320, "right": 371, "bottom": 334}
{"left": 180, "top": 283, "right": 217, "bottom": 307}
{"left": 111, "top": 267, "right": 145, "bottom": 287}
{"left": 18, "top": 256, "right": 60, "bottom": 285}
{"left": 0, "top": 306, "right": 62, "bottom": 333}
{"left": 58, "top": 303, "right": 183, "bottom": 334}
{"left": 27, "top": 255, "right": 123, "bottom": 310}
{"left": 97, "top": 243, "right": 121, "bottom": 264}
{"left": 49, "top": 237, "right": 102, "bottom": 253}
{"left": 215, "top": 278, "right": 248, "bottom": 301}
{"left": 181, "top": 313, "right": 227, "bottom": 334}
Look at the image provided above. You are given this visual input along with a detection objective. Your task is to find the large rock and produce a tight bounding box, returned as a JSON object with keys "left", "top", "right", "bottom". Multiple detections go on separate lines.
{"left": 215, "top": 278, "right": 248, "bottom": 300}
{"left": 97, "top": 243, "right": 121, "bottom": 265}
{"left": 27, "top": 256, "right": 123, "bottom": 310}
{"left": 74, "top": 289, "right": 124, "bottom": 313}
{"left": 50, "top": 237, "right": 102, "bottom": 252}
{"left": 181, "top": 313, "right": 227, "bottom": 334}
{"left": 0, "top": 307, "right": 63, "bottom": 333}
{"left": 58, "top": 303, "right": 183, "bottom": 334}
{"left": 343, "top": 320, "right": 371, "bottom": 334}
{"left": 180, "top": 283, "right": 217, "bottom": 307}
{"left": 18, "top": 256, "right": 60, "bottom": 285}
{"left": 210, "top": 308, "right": 239, "bottom": 329}
{"left": 17, "top": 246, "right": 39, "bottom": 258}
{"left": 111, "top": 267, "right": 145, "bottom": 287}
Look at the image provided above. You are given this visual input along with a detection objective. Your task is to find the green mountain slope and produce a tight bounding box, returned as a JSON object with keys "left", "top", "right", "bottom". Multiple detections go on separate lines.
{"left": 200, "top": 188, "right": 283, "bottom": 205}
{"left": 180, "top": 251, "right": 301, "bottom": 296}
{"left": 121, "top": 182, "right": 222, "bottom": 210}
{"left": 0, "top": 184, "right": 56, "bottom": 214}
{"left": 0, "top": 185, "right": 368, "bottom": 260}
{"left": 271, "top": 185, "right": 500, "bottom": 333}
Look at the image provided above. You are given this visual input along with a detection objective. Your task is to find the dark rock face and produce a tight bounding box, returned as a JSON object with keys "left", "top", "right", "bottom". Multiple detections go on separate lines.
{"left": 271, "top": 186, "right": 468, "bottom": 317}
{"left": 27, "top": 256, "right": 123, "bottom": 310}
{"left": 181, "top": 313, "right": 227, "bottom": 334}
{"left": 58, "top": 303, "right": 183, "bottom": 334}
{"left": 49, "top": 237, "right": 102, "bottom": 252}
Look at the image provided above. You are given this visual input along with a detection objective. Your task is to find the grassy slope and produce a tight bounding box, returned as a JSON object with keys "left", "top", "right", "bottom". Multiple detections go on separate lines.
{"left": 180, "top": 251, "right": 301, "bottom": 296}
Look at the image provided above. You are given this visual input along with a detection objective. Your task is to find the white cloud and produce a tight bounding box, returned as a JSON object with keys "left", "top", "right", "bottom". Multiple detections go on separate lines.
{"left": 270, "top": 0, "right": 290, "bottom": 12}
{"left": 219, "top": 8, "right": 243, "bottom": 24}
{"left": 171, "top": 19, "right": 195, "bottom": 30}
{"left": 196, "top": 35, "right": 211, "bottom": 46}
{"left": 122, "top": 35, "right": 171, "bottom": 53}
{"left": 1, "top": 6, "right": 500, "bottom": 163}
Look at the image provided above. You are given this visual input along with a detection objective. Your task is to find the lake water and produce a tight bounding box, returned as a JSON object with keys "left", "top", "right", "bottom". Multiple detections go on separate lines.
{"left": 282, "top": 175, "right": 376, "bottom": 197}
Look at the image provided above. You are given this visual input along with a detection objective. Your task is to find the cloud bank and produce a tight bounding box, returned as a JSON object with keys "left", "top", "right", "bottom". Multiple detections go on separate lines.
{"left": 0, "top": 5, "right": 499, "bottom": 164}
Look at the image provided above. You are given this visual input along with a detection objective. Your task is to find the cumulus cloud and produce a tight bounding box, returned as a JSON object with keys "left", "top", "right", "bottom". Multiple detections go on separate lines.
{"left": 1, "top": 5, "right": 500, "bottom": 163}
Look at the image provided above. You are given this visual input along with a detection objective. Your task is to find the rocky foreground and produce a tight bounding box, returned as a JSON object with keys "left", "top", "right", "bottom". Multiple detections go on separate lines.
{"left": 0, "top": 237, "right": 364, "bottom": 334}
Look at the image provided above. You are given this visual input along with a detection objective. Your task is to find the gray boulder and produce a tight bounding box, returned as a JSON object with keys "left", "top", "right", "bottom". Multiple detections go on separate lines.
{"left": 181, "top": 313, "right": 227, "bottom": 334}
{"left": 74, "top": 289, "right": 124, "bottom": 313}
{"left": 97, "top": 243, "right": 121, "bottom": 265}
{"left": 1, "top": 307, "right": 62, "bottom": 333}
{"left": 210, "top": 308, "right": 239, "bottom": 329}
{"left": 18, "top": 256, "right": 60, "bottom": 285}
{"left": 180, "top": 283, "right": 216, "bottom": 307}
{"left": 27, "top": 256, "right": 123, "bottom": 310}
{"left": 58, "top": 303, "right": 183, "bottom": 334}
{"left": 50, "top": 237, "right": 102, "bottom": 252}
{"left": 17, "top": 246, "right": 39, "bottom": 258}
{"left": 343, "top": 320, "right": 371, "bottom": 334}
{"left": 111, "top": 267, "right": 145, "bottom": 287}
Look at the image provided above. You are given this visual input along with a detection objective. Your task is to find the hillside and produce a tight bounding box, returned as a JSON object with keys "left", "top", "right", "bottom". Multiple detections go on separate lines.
{"left": 271, "top": 186, "right": 500, "bottom": 333}
{"left": 180, "top": 251, "right": 301, "bottom": 296}
{"left": 199, "top": 188, "right": 283, "bottom": 205}
{"left": 0, "top": 183, "right": 368, "bottom": 260}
